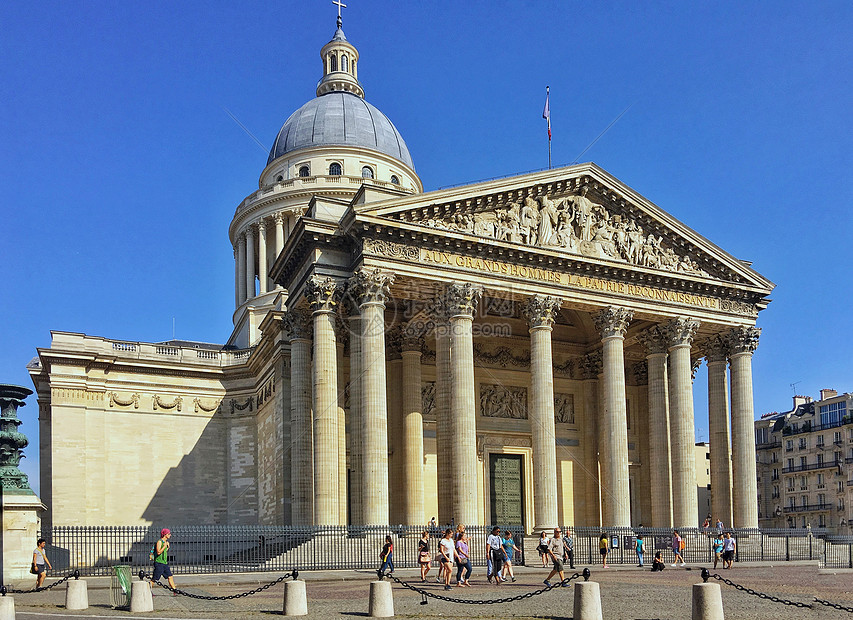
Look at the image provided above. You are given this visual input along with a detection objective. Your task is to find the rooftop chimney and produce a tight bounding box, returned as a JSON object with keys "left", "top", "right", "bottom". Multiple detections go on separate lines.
{"left": 792, "top": 395, "right": 811, "bottom": 409}
{"left": 820, "top": 389, "right": 838, "bottom": 401}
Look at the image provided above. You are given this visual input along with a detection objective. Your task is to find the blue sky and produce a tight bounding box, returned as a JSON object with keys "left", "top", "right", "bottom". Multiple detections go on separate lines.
{"left": 1, "top": 1, "right": 851, "bottom": 495}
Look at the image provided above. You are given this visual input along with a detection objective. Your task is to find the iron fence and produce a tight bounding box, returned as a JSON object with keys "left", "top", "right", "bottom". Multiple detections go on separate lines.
{"left": 43, "top": 525, "right": 526, "bottom": 576}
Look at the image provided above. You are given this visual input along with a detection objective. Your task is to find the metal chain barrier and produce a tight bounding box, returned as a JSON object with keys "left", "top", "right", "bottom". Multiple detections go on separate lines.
{"left": 813, "top": 598, "right": 853, "bottom": 613}
{"left": 381, "top": 568, "right": 588, "bottom": 605}
{"left": 2, "top": 570, "right": 80, "bottom": 595}
{"left": 701, "top": 568, "right": 812, "bottom": 609}
{"left": 141, "top": 569, "right": 298, "bottom": 601}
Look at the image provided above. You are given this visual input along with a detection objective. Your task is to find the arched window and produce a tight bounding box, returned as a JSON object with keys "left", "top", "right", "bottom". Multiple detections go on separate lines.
{"left": 341, "top": 55, "right": 348, "bottom": 72}
{"left": 329, "top": 54, "right": 337, "bottom": 73}
{"left": 276, "top": 174, "right": 283, "bottom": 182}
{"left": 329, "top": 162, "right": 342, "bottom": 176}
{"left": 298, "top": 165, "right": 310, "bottom": 177}
{"left": 390, "top": 175, "right": 400, "bottom": 185}
{"left": 361, "top": 166, "right": 374, "bottom": 179}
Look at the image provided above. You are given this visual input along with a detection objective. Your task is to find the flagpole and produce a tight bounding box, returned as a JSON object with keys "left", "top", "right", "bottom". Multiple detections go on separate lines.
{"left": 543, "top": 86, "right": 552, "bottom": 169}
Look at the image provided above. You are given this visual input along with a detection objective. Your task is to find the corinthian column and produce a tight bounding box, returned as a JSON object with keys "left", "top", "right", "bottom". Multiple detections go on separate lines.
{"left": 579, "top": 353, "right": 602, "bottom": 527}
{"left": 665, "top": 317, "right": 700, "bottom": 528}
{"left": 237, "top": 235, "right": 247, "bottom": 306}
{"left": 284, "top": 308, "right": 313, "bottom": 525}
{"left": 727, "top": 326, "right": 760, "bottom": 528}
{"left": 637, "top": 325, "right": 673, "bottom": 528}
{"left": 705, "top": 334, "right": 733, "bottom": 528}
{"left": 401, "top": 330, "right": 425, "bottom": 525}
{"left": 335, "top": 320, "right": 348, "bottom": 525}
{"left": 258, "top": 219, "right": 268, "bottom": 295}
{"left": 245, "top": 225, "right": 256, "bottom": 301}
{"left": 592, "top": 306, "right": 634, "bottom": 527}
{"left": 346, "top": 301, "right": 363, "bottom": 524}
{"left": 445, "top": 282, "right": 482, "bottom": 525}
{"left": 274, "top": 213, "right": 285, "bottom": 267}
{"left": 524, "top": 295, "right": 561, "bottom": 531}
{"left": 351, "top": 269, "right": 394, "bottom": 525}
{"left": 433, "top": 299, "right": 453, "bottom": 526}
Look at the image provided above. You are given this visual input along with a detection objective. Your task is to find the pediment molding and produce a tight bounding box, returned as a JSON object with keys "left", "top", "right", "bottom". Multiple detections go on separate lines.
{"left": 352, "top": 164, "right": 774, "bottom": 294}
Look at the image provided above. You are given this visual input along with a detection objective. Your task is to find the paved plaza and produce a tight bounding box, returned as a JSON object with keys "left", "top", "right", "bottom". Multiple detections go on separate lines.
{"left": 5, "top": 562, "right": 852, "bottom": 619}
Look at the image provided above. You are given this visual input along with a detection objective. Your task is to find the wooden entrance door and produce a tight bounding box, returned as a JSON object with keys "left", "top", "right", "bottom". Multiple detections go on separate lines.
{"left": 489, "top": 454, "right": 524, "bottom": 527}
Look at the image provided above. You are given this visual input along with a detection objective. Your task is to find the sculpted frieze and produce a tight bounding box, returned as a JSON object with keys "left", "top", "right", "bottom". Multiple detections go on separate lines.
{"left": 415, "top": 189, "right": 709, "bottom": 277}
{"left": 480, "top": 383, "right": 528, "bottom": 419}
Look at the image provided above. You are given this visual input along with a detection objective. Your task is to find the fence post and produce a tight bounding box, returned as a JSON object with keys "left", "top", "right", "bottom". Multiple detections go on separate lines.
{"left": 848, "top": 543, "right": 852, "bottom": 569}
{"left": 785, "top": 534, "right": 790, "bottom": 561}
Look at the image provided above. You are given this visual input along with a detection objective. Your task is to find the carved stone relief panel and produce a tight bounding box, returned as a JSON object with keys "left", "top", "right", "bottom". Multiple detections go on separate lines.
{"left": 554, "top": 393, "right": 575, "bottom": 424}
{"left": 422, "top": 381, "right": 436, "bottom": 417}
{"left": 480, "top": 383, "right": 528, "bottom": 419}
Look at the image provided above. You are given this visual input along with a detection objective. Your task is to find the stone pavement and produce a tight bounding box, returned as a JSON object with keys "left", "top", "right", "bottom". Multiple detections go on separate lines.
{"left": 5, "top": 562, "right": 852, "bottom": 619}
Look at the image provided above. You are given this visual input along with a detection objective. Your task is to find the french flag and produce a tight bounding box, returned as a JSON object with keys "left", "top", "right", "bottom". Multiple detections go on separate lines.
{"left": 543, "top": 87, "right": 551, "bottom": 140}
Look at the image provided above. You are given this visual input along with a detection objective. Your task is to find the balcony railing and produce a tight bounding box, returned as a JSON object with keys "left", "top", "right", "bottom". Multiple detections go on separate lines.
{"left": 782, "top": 461, "right": 840, "bottom": 473}
{"left": 758, "top": 441, "right": 782, "bottom": 450}
{"left": 783, "top": 503, "right": 831, "bottom": 513}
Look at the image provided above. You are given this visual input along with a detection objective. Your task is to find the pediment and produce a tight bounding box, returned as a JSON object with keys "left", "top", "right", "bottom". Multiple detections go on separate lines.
{"left": 353, "top": 163, "right": 774, "bottom": 292}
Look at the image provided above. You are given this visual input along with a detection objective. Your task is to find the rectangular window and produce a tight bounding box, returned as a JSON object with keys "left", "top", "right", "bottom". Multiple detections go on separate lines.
{"left": 799, "top": 437, "right": 807, "bottom": 449}
{"left": 787, "top": 477, "right": 794, "bottom": 490}
{"left": 817, "top": 435, "right": 825, "bottom": 447}
{"left": 787, "top": 458, "right": 794, "bottom": 469}
{"left": 818, "top": 493, "right": 826, "bottom": 506}
{"left": 786, "top": 439, "right": 793, "bottom": 452}
{"left": 816, "top": 454, "right": 823, "bottom": 466}
{"left": 835, "top": 431, "right": 842, "bottom": 444}
{"left": 820, "top": 401, "right": 847, "bottom": 426}
{"left": 835, "top": 451, "right": 843, "bottom": 464}
{"left": 819, "top": 514, "right": 826, "bottom": 527}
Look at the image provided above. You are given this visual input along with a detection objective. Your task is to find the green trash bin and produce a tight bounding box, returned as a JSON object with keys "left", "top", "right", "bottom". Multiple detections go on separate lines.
{"left": 110, "top": 565, "right": 132, "bottom": 608}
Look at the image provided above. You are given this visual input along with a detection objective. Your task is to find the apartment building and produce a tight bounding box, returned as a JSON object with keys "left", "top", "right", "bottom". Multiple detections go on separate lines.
{"left": 756, "top": 389, "right": 853, "bottom": 532}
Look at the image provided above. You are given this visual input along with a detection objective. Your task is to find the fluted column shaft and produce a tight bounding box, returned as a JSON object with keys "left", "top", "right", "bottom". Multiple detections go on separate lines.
{"left": 237, "top": 235, "right": 247, "bottom": 306}
{"left": 275, "top": 214, "right": 285, "bottom": 270}
{"left": 446, "top": 283, "right": 482, "bottom": 526}
{"left": 728, "top": 327, "right": 760, "bottom": 528}
{"left": 581, "top": 369, "right": 600, "bottom": 527}
{"left": 706, "top": 336, "right": 733, "bottom": 528}
{"left": 666, "top": 317, "right": 700, "bottom": 528}
{"left": 354, "top": 269, "right": 394, "bottom": 525}
{"left": 402, "top": 342, "right": 425, "bottom": 525}
{"left": 245, "top": 227, "right": 256, "bottom": 300}
{"left": 434, "top": 319, "right": 453, "bottom": 525}
{"left": 258, "top": 220, "right": 268, "bottom": 295}
{"left": 336, "top": 331, "right": 348, "bottom": 525}
{"left": 526, "top": 296, "right": 560, "bottom": 531}
{"left": 286, "top": 310, "right": 313, "bottom": 526}
{"left": 638, "top": 325, "right": 673, "bottom": 527}
{"left": 347, "top": 313, "right": 363, "bottom": 524}
{"left": 594, "top": 307, "right": 633, "bottom": 527}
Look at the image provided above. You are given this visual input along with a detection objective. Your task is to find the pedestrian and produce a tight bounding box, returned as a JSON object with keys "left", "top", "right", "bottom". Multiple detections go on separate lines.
{"left": 455, "top": 523, "right": 466, "bottom": 541}
{"left": 501, "top": 530, "right": 520, "bottom": 582}
{"left": 599, "top": 533, "right": 609, "bottom": 568}
{"left": 543, "top": 527, "right": 565, "bottom": 586}
{"left": 671, "top": 529, "right": 685, "bottom": 566}
{"left": 439, "top": 528, "right": 455, "bottom": 590}
{"left": 455, "top": 531, "right": 472, "bottom": 587}
{"left": 702, "top": 516, "right": 710, "bottom": 534}
{"left": 152, "top": 528, "right": 177, "bottom": 594}
{"left": 715, "top": 517, "right": 723, "bottom": 531}
{"left": 651, "top": 551, "right": 665, "bottom": 571}
{"left": 418, "top": 531, "right": 432, "bottom": 581}
{"left": 486, "top": 526, "right": 504, "bottom": 584}
{"left": 429, "top": 516, "right": 437, "bottom": 529}
{"left": 722, "top": 532, "right": 736, "bottom": 569}
{"left": 563, "top": 527, "right": 575, "bottom": 570}
{"left": 712, "top": 532, "right": 724, "bottom": 569}
{"left": 537, "top": 531, "right": 550, "bottom": 567}
{"left": 32, "top": 538, "right": 52, "bottom": 589}
{"left": 379, "top": 535, "right": 394, "bottom": 575}
{"left": 635, "top": 534, "right": 645, "bottom": 567}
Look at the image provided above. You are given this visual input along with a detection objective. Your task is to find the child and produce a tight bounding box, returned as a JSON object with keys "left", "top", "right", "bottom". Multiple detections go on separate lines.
{"left": 651, "top": 551, "right": 665, "bottom": 572}
{"left": 379, "top": 535, "right": 394, "bottom": 575}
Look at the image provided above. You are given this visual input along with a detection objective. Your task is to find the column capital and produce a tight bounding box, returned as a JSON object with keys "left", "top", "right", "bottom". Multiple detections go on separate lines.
{"left": 578, "top": 351, "right": 603, "bottom": 379}
{"left": 524, "top": 295, "right": 561, "bottom": 330}
{"left": 349, "top": 268, "right": 394, "bottom": 306}
{"left": 692, "top": 357, "right": 703, "bottom": 380}
{"left": 637, "top": 324, "right": 669, "bottom": 355}
{"left": 726, "top": 326, "right": 761, "bottom": 355}
{"left": 444, "top": 283, "right": 483, "bottom": 318}
{"left": 665, "top": 316, "right": 700, "bottom": 348}
{"left": 401, "top": 325, "right": 425, "bottom": 353}
{"left": 273, "top": 211, "right": 285, "bottom": 225}
{"left": 237, "top": 233, "right": 246, "bottom": 248}
{"left": 257, "top": 218, "right": 268, "bottom": 234}
{"left": 703, "top": 333, "right": 729, "bottom": 363}
{"left": 305, "top": 275, "right": 341, "bottom": 314}
{"left": 283, "top": 307, "right": 312, "bottom": 340}
{"left": 632, "top": 360, "right": 649, "bottom": 385}
{"left": 593, "top": 306, "right": 633, "bottom": 340}
{"left": 247, "top": 221, "right": 259, "bottom": 234}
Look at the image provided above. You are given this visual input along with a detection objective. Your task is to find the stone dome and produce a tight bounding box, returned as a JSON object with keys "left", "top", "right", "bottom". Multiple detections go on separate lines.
{"left": 266, "top": 92, "right": 415, "bottom": 170}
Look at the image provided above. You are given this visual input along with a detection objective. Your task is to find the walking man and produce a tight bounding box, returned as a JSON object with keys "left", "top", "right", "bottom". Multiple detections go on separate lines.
{"left": 543, "top": 527, "right": 565, "bottom": 587}
{"left": 563, "top": 527, "right": 575, "bottom": 569}
{"left": 722, "top": 532, "right": 736, "bottom": 569}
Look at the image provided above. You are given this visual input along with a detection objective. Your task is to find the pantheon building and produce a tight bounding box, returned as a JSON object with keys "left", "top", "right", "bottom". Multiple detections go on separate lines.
{"left": 29, "top": 15, "right": 773, "bottom": 532}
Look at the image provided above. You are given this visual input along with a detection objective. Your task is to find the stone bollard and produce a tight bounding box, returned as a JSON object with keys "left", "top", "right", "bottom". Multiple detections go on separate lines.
{"left": 368, "top": 580, "right": 394, "bottom": 617}
{"left": 0, "top": 596, "right": 14, "bottom": 620}
{"left": 692, "top": 582, "right": 724, "bottom": 620}
{"left": 283, "top": 580, "right": 308, "bottom": 616}
{"left": 573, "top": 581, "right": 603, "bottom": 620}
{"left": 130, "top": 580, "right": 154, "bottom": 613}
{"left": 65, "top": 578, "right": 89, "bottom": 610}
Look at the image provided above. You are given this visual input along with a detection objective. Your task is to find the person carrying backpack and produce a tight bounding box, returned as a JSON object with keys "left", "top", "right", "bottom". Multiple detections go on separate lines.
{"left": 152, "top": 528, "right": 177, "bottom": 594}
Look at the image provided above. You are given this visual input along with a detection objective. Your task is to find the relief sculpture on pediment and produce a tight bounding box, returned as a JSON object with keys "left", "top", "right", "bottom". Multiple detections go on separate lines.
{"left": 419, "top": 188, "right": 708, "bottom": 277}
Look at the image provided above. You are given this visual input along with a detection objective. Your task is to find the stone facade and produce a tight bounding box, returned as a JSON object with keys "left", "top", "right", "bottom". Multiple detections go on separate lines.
{"left": 29, "top": 16, "right": 775, "bottom": 531}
